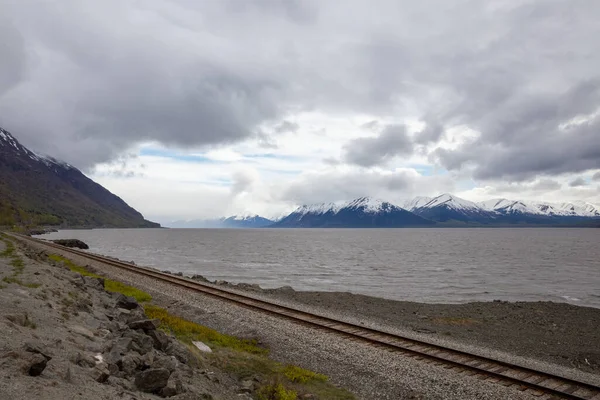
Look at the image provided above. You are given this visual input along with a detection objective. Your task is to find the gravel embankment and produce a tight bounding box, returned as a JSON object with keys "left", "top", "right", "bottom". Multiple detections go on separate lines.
{"left": 28, "top": 243, "right": 568, "bottom": 400}
{"left": 0, "top": 237, "right": 255, "bottom": 400}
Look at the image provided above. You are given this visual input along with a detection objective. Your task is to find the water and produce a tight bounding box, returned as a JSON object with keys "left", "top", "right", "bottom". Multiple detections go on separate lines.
{"left": 40, "top": 228, "right": 600, "bottom": 308}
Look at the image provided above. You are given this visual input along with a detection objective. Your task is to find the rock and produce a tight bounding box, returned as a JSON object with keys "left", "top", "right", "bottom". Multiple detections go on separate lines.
{"left": 121, "top": 353, "right": 142, "bottom": 376}
{"left": 191, "top": 274, "right": 209, "bottom": 282}
{"left": 165, "top": 341, "right": 192, "bottom": 364}
{"left": 192, "top": 341, "right": 212, "bottom": 353}
{"left": 52, "top": 239, "right": 89, "bottom": 249}
{"left": 276, "top": 285, "right": 295, "bottom": 293}
{"left": 115, "top": 294, "right": 139, "bottom": 310}
{"left": 70, "top": 325, "right": 95, "bottom": 340}
{"left": 153, "top": 355, "right": 180, "bottom": 372}
{"left": 104, "top": 337, "right": 133, "bottom": 364}
{"left": 161, "top": 372, "right": 185, "bottom": 397}
{"left": 91, "top": 364, "right": 111, "bottom": 383}
{"left": 83, "top": 276, "right": 105, "bottom": 291}
{"left": 23, "top": 342, "right": 52, "bottom": 361}
{"left": 123, "top": 330, "right": 154, "bottom": 355}
{"left": 128, "top": 319, "right": 160, "bottom": 331}
{"left": 72, "top": 352, "right": 96, "bottom": 368}
{"left": 148, "top": 329, "right": 170, "bottom": 351}
{"left": 134, "top": 368, "right": 171, "bottom": 393}
{"left": 26, "top": 353, "right": 48, "bottom": 376}
{"left": 239, "top": 380, "right": 254, "bottom": 393}
{"left": 5, "top": 312, "right": 29, "bottom": 327}
{"left": 140, "top": 352, "right": 155, "bottom": 369}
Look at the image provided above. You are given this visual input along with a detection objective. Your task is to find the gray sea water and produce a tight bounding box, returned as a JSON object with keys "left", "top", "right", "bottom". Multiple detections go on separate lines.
{"left": 39, "top": 228, "right": 600, "bottom": 308}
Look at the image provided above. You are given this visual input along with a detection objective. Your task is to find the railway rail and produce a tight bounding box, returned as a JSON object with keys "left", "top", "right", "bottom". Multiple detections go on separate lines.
{"left": 9, "top": 233, "right": 600, "bottom": 400}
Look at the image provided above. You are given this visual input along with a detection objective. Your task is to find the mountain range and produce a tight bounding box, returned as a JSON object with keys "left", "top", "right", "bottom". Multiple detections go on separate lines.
{"left": 174, "top": 194, "right": 599, "bottom": 229}
{"left": 0, "top": 126, "right": 159, "bottom": 228}
{"left": 169, "top": 214, "right": 274, "bottom": 229}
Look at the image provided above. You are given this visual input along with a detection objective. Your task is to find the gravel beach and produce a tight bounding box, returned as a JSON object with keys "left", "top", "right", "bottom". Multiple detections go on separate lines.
{"left": 251, "top": 287, "right": 600, "bottom": 374}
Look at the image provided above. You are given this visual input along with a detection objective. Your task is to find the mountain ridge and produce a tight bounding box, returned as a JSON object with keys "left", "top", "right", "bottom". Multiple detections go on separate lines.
{"left": 0, "top": 126, "right": 159, "bottom": 228}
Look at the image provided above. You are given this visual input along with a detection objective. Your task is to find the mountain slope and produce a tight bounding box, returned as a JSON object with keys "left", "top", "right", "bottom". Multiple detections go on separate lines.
{"left": 411, "top": 193, "right": 498, "bottom": 224}
{"left": 222, "top": 214, "right": 273, "bottom": 228}
{"left": 272, "top": 197, "right": 433, "bottom": 228}
{"left": 0, "top": 126, "right": 159, "bottom": 228}
{"left": 477, "top": 198, "right": 600, "bottom": 224}
{"left": 167, "top": 214, "right": 273, "bottom": 228}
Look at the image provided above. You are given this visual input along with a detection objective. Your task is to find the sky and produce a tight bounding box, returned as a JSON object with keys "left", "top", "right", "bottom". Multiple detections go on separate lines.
{"left": 1, "top": 0, "right": 599, "bottom": 224}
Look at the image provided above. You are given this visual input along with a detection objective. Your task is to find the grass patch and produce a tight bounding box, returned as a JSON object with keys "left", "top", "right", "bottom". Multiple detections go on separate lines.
{"left": 214, "top": 349, "right": 354, "bottom": 400}
{"left": 48, "top": 253, "right": 152, "bottom": 302}
{"left": 48, "top": 254, "right": 102, "bottom": 278}
{"left": 105, "top": 279, "right": 152, "bottom": 302}
{"left": 257, "top": 383, "right": 298, "bottom": 400}
{"left": 145, "top": 304, "right": 264, "bottom": 354}
{"left": 281, "top": 365, "right": 327, "bottom": 384}
{"left": 0, "top": 237, "right": 39, "bottom": 288}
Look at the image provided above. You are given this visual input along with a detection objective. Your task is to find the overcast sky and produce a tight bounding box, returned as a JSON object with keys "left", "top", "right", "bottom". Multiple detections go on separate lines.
{"left": 1, "top": 0, "right": 599, "bottom": 223}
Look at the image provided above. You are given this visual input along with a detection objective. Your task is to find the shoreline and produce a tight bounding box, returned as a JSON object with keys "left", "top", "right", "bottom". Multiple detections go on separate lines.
{"left": 14, "top": 237, "right": 600, "bottom": 399}
{"left": 189, "top": 275, "right": 600, "bottom": 376}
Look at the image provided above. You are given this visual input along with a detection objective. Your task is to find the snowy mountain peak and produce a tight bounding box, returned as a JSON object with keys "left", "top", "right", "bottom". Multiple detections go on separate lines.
{"left": 345, "top": 197, "right": 391, "bottom": 213}
{"left": 296, "top": 202, "right": 340, "bottom": 215}
{"left": 1, "top": 127, "right": 74, "bottom": 170}
{"left": 402, "top": 196, "right": 432, "bottom": 211}
{"left": 420, "top": 193, "right": 481, "bottom": 211}
{"left": 478, "top": 198, "right": 600, "bottom": 217}
{"left": 227, "top": 213, "right": 260, "bottom": 221}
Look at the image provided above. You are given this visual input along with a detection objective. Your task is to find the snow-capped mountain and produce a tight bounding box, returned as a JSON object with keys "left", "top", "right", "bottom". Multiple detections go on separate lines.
{"left": 478, "top": 198, "right": 600, "bottom": 218}
{"left": 411, "top": 193, "right": 498, "bottom": 223}
{"left": 222, "top": 214, "right": 273, "bottom": 228}
{"left": 272, "top": 197, "right": 433, "bottom": 228}
{"left": 167, "top": 214, "right": 273, "bottom": 228}
{"left": 402, "top": 196, "right": 432, "bottom": 211}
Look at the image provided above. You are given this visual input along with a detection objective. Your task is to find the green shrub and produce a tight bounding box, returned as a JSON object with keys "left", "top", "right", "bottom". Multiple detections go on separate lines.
{"left": 282, "top": 364, "right": 328, "bottom": 384}
{"left": 257, "top": 383, "right": 298, "bottom": 400}
{"left": 144, "top": 304, "right": 265, "bottom": 354}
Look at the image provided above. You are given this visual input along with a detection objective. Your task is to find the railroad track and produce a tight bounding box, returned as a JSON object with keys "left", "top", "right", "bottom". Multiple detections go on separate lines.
{"left": 9, "top": 233, "right": 600, "bottom": 400}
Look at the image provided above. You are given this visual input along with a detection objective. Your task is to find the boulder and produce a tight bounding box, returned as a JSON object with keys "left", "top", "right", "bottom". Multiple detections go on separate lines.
{"left": 165, "top": 341, "right": 193, "bottom": 364}
{"left": 72, "top": 352, "right": 96, "bottom": 368}
{"left": 161, "top": 371, "right": 185, "bottom": 397}
{"left": 192, "top": 341, "right": 212, "bottom": 353}
{"left": 134, "top": 368, "right": 171, "bottom": 393}
{"left": 91, "top": 364, "right": 111, "bottom": 383}
{"left": 121, "top": 352, "right": 142, "bottom": 376}
{"left": 115, "top": 294, "right": 139, "bottom": 310}
{"left": 123, "top": 330, "right": 154, "bottom": 355}
{"left": 83, "top": 276, "right": 105, "bottom": 291}
{"left": 153, "top": 355, "right": 180, "bottom": 372}
{"left": 148, "top": 329, "right": 170, "bottom": 351}
{"left": 23, "top": 342, "right": 52, "bottom": 361}
{"left": 104, "top": 337, "right": 133, "bottom": 365}
{"left": 52, "top": 239, "right": 90, "bottom": 249}
{"left": 128, "top": 319, "right": 160, "bottom": 332}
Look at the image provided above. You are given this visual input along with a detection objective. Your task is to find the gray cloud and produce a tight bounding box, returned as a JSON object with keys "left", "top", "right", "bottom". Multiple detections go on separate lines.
{"left": 0, "top": 0, "right": 598, "bottom": 187}
{"left": 231, "top": 170, "right": 257, "bottom": 195}
{"left": 344, "top": 124, "right": 413, "bottom": 167}
{"left": 274, "top": 120, "right": 299, "bottom": 133}
{"left": 569, "top": 177, "right": 587, "bottom": 187}
{"left": 281, "top": 168, "right": 455, "bottom": 205}
{"left": 593, "top": 171, "right": 600, "bottom": 181}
